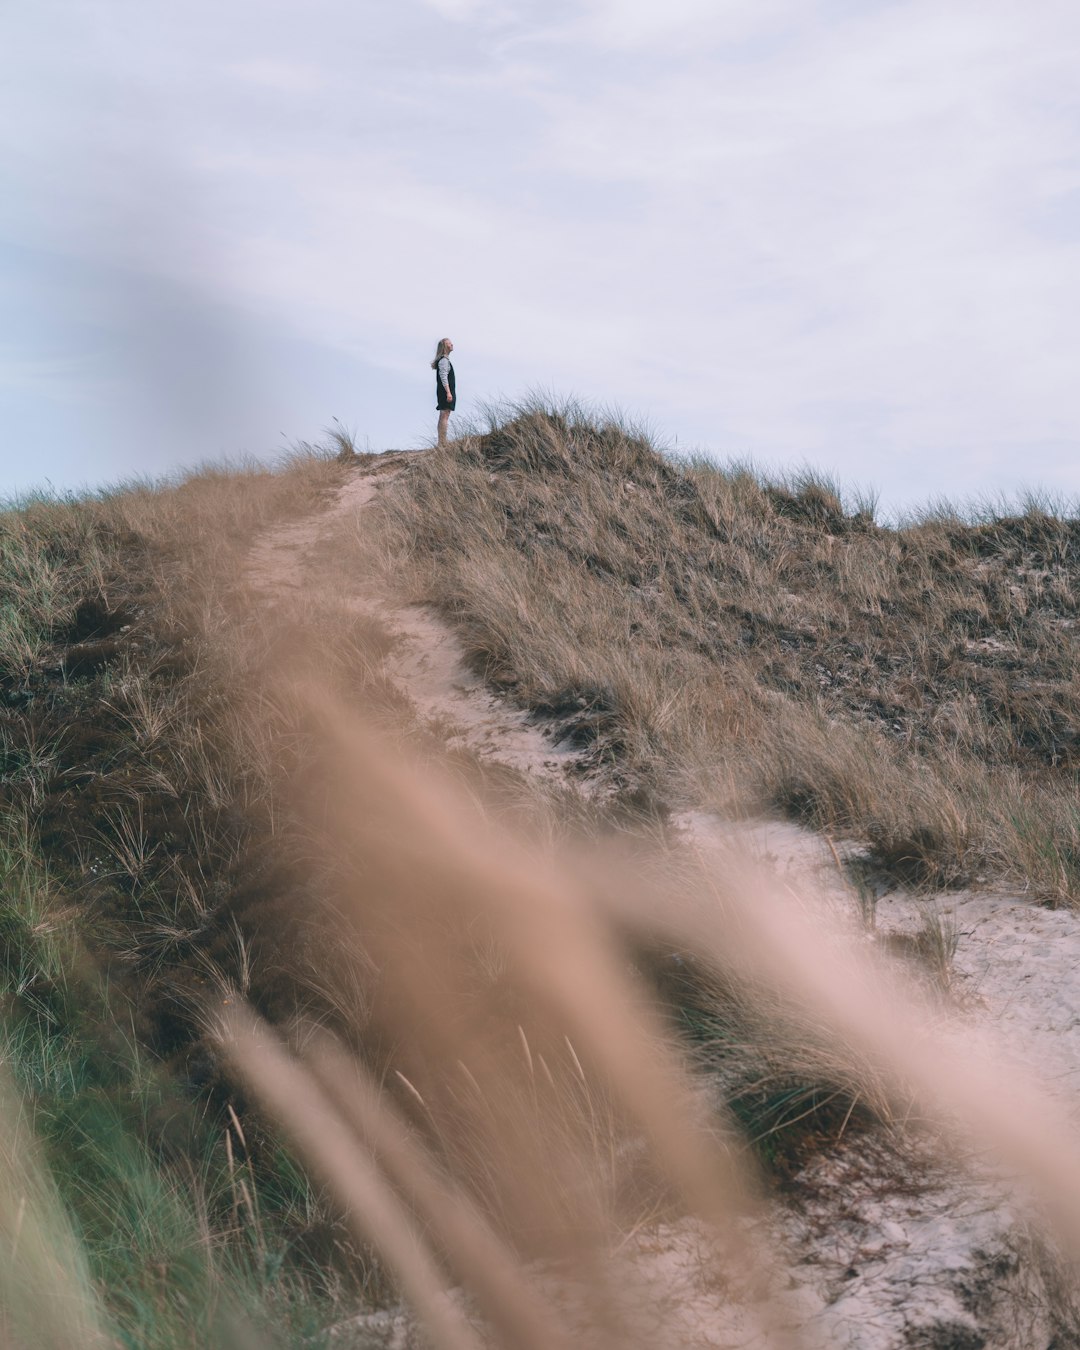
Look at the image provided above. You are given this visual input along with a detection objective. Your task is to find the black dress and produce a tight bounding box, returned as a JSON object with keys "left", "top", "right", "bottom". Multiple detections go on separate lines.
{"left": 436, "top": 359, "right": 456, "bottom": 411}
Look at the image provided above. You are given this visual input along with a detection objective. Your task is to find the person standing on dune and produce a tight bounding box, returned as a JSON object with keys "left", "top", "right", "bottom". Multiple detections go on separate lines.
{"left": 433, "top": 338, "right": 456, "bottom": 447}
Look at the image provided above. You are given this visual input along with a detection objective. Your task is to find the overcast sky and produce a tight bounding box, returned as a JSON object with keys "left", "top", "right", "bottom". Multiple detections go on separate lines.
{"left": 3, "top": 0, "right": 1080, "bottom": 512}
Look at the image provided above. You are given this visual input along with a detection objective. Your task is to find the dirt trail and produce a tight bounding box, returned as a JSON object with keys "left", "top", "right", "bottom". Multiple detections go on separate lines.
{"left": 245, "top": 453, "right": 585, "bottom": 787}
{"left": 245, "top": 459, "right": 1080, "bottom": 1349}
{"left": 245, "top": 461, "right": 388, "bottom": 595}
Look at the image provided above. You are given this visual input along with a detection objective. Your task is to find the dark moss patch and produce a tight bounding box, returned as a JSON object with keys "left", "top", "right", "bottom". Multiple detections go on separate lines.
{"left": 53, "top": 595, "right": 136, "bottom": 645}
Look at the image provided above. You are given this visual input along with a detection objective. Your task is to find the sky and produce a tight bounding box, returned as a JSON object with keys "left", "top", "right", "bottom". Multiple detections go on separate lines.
{"left": 2, "top": 0, "right": 1080, "bottom": 513}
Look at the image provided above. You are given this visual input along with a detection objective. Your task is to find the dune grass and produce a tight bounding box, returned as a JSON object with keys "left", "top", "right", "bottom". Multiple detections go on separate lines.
{"left": 0, "top": 447, "right": 378, "bottom": 1345}
{"left": 3, "top": 408, "right": 1080, "bottom": 1345}
{"left": 363, "top": 398, "right": 1080, "bottom": 900}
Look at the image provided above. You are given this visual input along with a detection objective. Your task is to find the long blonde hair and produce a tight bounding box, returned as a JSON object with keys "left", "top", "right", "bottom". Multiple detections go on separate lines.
{"left": 430, "top": 338, "right": 452, "bottom": 370}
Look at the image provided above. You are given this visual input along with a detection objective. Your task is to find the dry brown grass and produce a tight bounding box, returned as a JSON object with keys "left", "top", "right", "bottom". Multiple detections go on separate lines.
{"left": 0, "top": 446, "right": 400, "bottom": 1342}
{"left": 358, "top": 400, "right": 1080, "bottom": 900}
{"left": 5, "top": 416, "right": 1080, "bottom": 1346}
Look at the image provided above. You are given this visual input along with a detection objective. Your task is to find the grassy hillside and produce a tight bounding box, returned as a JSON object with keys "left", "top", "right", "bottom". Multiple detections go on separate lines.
{"left": 368, "top": 401, "right": 1080, "bottom": 899}
{"left": 0, "top": 452, "right": 383, "bottom": 1345}
{"left": 2, "top": 407, "right": 1080, "bottom": 1347}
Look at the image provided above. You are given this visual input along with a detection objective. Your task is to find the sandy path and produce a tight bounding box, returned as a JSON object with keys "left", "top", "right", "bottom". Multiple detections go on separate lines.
{"left": 673, "top": 809, "right": 1080, "bottom": 1348}
{"left": 245, "top": 465, "right": 388, "bottom": 595}
{"left": 245, "top": 454, "right": 585, "bottom": 787}
{"left": 678, "top": 810, "right": 1080, "bottom": 1095}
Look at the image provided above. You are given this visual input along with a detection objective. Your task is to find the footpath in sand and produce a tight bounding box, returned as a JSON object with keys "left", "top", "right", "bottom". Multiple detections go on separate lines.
{"left": 244, "top": 453, "right": 1080, "bottom": 1350}
{"left": 245, "top": 452, "right": 583, "bottom": 788}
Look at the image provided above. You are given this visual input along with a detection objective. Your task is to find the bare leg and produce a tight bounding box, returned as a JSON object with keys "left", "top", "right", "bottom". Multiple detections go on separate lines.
{"left": 438, "top": 410, "right": 451, "bottom": 447}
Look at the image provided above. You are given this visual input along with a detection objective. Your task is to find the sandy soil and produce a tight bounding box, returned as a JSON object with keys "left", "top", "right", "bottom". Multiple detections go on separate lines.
{"left": 246, "top": 454, "right": 587, "bottom": 787}
{"left": 672, "top": 811, "right": 1080, "bottom": 1348}
{"left": 246, "top": 457, "right": 1080, "bottom": 1349}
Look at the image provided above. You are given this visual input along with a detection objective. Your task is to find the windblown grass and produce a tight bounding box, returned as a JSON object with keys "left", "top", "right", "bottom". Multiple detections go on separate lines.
{"left": 362, "top": 398, "right": 1080, "bottom": 900}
